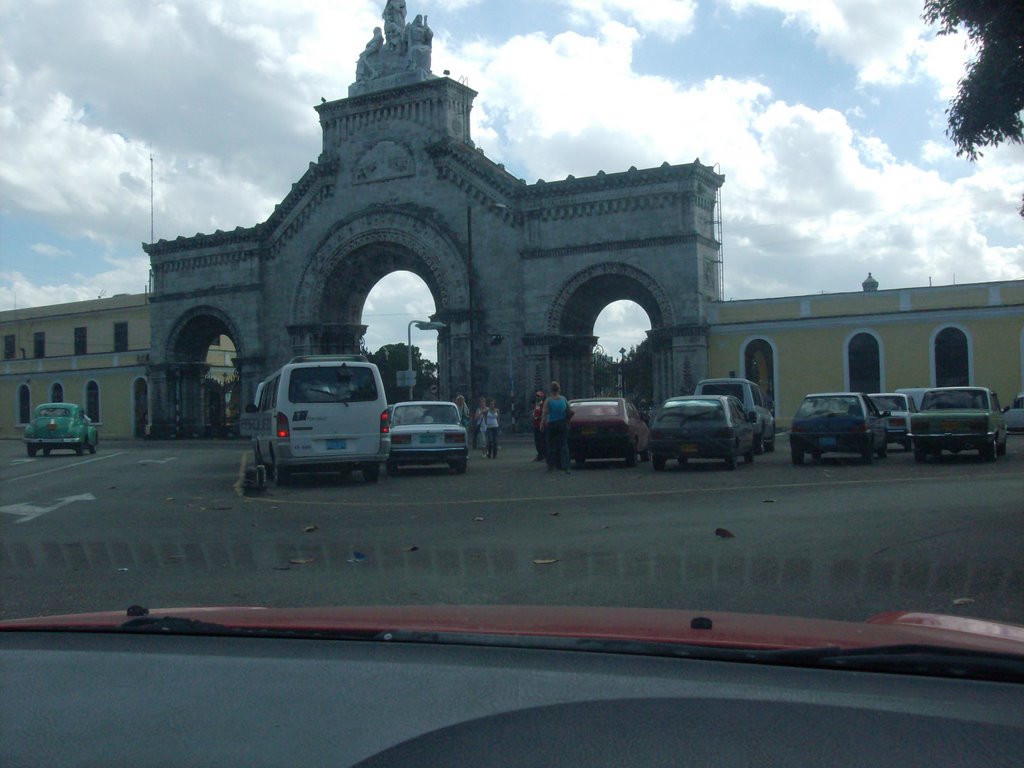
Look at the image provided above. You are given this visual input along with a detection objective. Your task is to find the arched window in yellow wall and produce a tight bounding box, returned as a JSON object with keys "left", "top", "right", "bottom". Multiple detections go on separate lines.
{"left": 51, "top": 382, "right": 64, "bottom": 403}
{"left": 18, "top": 384, "right": 31, "bottom": 424}
{"left": 847, "top": 333, "right": 880, "bottom": 393}
{"left": 744, "top": 339, "right": 775, "bottom": 407}
{"left": 935, "top": 327, "right": 969, "bottom": 387}
{"left": 85, "top": 380, "right": 100, "bottom": 422}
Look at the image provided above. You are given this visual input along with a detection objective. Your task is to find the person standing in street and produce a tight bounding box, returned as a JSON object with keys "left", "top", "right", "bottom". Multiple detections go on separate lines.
{"left": 454, "top": 394, "right": 470, "bottom": 430}
{"left": 541, "top": 381, "right": 572, "bottom": 473}
{"left": 531, "top": 390, "right": 546, "bottom": 461}
{"left": 484, "top": 399, "right": 500, "bottom": 458}
{"left": 472, "top": 396, "right": 487, "bottom": 452}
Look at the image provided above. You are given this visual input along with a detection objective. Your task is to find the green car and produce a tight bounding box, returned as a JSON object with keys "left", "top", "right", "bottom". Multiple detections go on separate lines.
{"left": 909, "top": 387, "right": 1007, "bottom": 463}
{"left": 23, "top": 403, "right": 99, "bottom": 457}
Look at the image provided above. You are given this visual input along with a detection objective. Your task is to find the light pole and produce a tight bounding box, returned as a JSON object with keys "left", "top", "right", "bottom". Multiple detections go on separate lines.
{"left": 407, "top": 320, "right": 446, "bottom": 400}
{"left": 618, "top": 346, "right": 626, "bottom": 398}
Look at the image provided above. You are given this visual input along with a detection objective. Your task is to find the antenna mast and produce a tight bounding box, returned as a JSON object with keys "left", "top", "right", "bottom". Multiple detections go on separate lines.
{"left": 150, "top": 150, "right": 155, "bottom": 244}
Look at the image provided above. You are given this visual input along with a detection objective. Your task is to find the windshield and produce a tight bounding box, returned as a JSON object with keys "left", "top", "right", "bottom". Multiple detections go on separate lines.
{"left": 2, "top": 0, "right": 1023, "bottom": 677}
{"left": 921, "top": 389, "right": 989, "bottom": 410}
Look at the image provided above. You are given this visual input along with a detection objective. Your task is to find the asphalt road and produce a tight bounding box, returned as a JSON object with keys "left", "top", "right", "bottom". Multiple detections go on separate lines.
{"left": 2, "top": 434, "right": 1023, "bottom": 625}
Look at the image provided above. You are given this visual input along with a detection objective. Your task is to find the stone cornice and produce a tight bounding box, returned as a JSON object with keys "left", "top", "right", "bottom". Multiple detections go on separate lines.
{"left": 520, "top": 161, "right": 723, "bottom": 201}
{"left": 150, "top": 249, "right": 265, "bottom": 275}
{"left": 522, "top": 234, "right": 719, "bottom": 261}
{"left": 427, "top": 140, "right": 524, "bottom": 217}
{"left": 317, "top": 77, "right": 477, "bottom": 121}
{"left": 148, "top": 283, "right": 263, "bottom": 302}
{"left": 144, "top": 228, "right": 262, "bottom": 258}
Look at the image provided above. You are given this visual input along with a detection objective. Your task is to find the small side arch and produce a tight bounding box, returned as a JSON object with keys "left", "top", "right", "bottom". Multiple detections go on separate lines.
{"left": 843, "top": 328, "right": 885, "bottom": 392}
{"left": 929, "top": 324, "right": 973, "bottom": 387}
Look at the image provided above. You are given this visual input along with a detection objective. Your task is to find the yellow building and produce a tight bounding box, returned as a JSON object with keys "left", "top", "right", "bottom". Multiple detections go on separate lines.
{"left": 1, "top": 295, "right": 237, "bottom": 440}
{"left": 707, "top": 277, "right": 1024, "bottom": 427}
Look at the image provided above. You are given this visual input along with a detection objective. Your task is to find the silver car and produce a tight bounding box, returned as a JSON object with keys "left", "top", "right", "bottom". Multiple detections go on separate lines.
{"left": 387, "top": 401, "right": 469, "bottom": 475}
{"left": 869, "top": 393, "right": 916, "bottom": 450}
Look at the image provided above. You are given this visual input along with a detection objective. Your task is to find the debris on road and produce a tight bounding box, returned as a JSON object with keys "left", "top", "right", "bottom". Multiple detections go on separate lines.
{"left": 289, "top": 558, "right": 315, "bottom": 565}
{"left": 533, "top": 558, "right": 558, "bottom": 565}
{"left": 953, "top": 597, "right": 975, "bottom": 606}
{"left": 715, "top": 528, "right": 735, "bottom": 538}
{"left": 303, "top": 525, "right": 319, "bottom": 533}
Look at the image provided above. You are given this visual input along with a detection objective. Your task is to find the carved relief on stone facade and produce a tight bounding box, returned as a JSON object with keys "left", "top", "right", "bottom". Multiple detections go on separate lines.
{"left": 353, "top": 141, "right": 416, "bottom": 185}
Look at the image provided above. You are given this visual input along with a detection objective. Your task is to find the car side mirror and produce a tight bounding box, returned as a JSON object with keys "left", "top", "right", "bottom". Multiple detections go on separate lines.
{"left": 245, "top": 403, "right": 258, "bottom": 413}
{"left": 881, "top": 410, "right": 891, "bottom": 418}
{"left": 1003, "top": 406, "right": 1011, "bottom": 413}
{"left": 747, "top": 411, "right": 758, "bottom": 423}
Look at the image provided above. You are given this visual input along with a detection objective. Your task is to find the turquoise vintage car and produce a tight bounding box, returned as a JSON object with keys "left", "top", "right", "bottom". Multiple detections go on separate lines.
{"left": 23, "top": 403, "right": 99, "bottom": 457}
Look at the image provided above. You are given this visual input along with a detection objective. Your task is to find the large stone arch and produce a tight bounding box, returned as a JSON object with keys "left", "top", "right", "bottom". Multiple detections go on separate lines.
{"left": 290, "top": 207, "right": 473, "bottom": 397}
{"left": 546, "top": 261, "right": 675, "bottom": 336}
{"left": 540, "top": 262, "right": 677, "bottom": 402}
{"left": 151, "top": 305, "right": 248, "bottom": 437}
{"left": 293, "top": 207, "right": 470, "bottom": 325}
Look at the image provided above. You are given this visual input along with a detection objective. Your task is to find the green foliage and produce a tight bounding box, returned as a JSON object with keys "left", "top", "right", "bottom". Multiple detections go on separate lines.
{"left": 923, "top": 1, "right": 1024, "bottom": 214}
{"left": 369, "top": 343, "right": 438, "bottom": 402}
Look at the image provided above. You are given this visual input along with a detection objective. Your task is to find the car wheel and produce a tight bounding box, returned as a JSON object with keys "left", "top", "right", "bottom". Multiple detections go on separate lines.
{"left": 725, "top": 454, "right": 737, "bottom": 470}
{"left": 639, "top": 448, "right": 650, "bottom": 462}
{"left": 861, "top": 447, "right": 873, "bottom": 464}
{"left": 914, "top": 448, "right": 927, "bottom": 463}
{"left": 88, "top": 441, "right": 97, "bottom": 454}
{"left": 42, "top": 447, "right": 51, "bottom": 457}
{"left": 744, "top": 446, "right": 754, "bottom": 464}
{"left": 764, "top": 434, "right": 775, "bottom": 453}
{"left": 26, "top": 446, "right": 37, "bottom": 458}
{"left": 387, "top": 461, "right": 399, "bottom": 476}
{"left": 624, "top": 443, "right": 637, "bottom": 468}
{"left": 573, "top": 458, "right": 586, "bottom": 468}
{"left": 652, "top": 456, "right": 666, "bottom": 471}
{"left": 274, "top": 465, "right": 291, "bottom": 486}
{"left": 75, "top": 442, "right": 85, "bottom": 456}
{"left": 903, "top": 439, "right": 913, "bottom": 452}
{"left": 451, "top": 459, "right": 468, "bottom": 474}
{"left": 791, "top": 446, "right": 804, "bottom": 465}
{"left": 981, "top": 437, "right": 997, "bottom": 462}
{"left": 876, "top": 443, "right": 887, "bottom": 459}
{"left": 363, "top": 463, "right": 381, "bottom": 483}
{"left": 996, "top": 437, "right": 1007, "bottom": 457}
{"left": 753, "top": 433, "right": 764, "bottom": 455}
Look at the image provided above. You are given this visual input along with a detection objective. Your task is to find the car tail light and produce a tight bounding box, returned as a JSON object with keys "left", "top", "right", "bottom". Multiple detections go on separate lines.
{"left": 444, "top": 432, "right": 466, "bottom": 444}
{"left": 276, "top": 412, "right": 290, "bottom": 439}
{"left": 851, "top": 421, "right": 868, "bottom": 432}
{"left": 890, "top": 416, "right": 905, "bottom": 428}
{"left": 391, "top": 434, "right": 411, "bottom": 445}
{"left": 380, "top": 409, "right": 390, "bottom": 434}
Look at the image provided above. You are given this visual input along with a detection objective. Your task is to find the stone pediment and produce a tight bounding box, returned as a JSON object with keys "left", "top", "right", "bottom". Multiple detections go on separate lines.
{"left": 353, "top": 140, "right": 415, "bottom": 185}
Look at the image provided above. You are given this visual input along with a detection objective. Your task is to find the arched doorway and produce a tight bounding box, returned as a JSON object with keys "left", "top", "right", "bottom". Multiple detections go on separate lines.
{"left": 133, "top": 377, "right": 149, "bottom": 438}
{"left": 743, "top": 338, "right": 777, "bottom": 412}
{"left": 933, "top": 326, "right": 970, "bottom": 387}
{"left": 846, "top": 331, "right": 882, "bottom": 393}
{"left": 157, "top": 308, "right": 244, "bottom": 438}
{"left": 50, "top": 382, "right": 64, "bottom": 403}
{"left": 593, "top": 300, "right": 653, "bottom": 408}
{"left": 541, "top": 263, "right": 678, "bottom": 406}
{"left": 361, "top": 271, "right": 441, "bottom": 403}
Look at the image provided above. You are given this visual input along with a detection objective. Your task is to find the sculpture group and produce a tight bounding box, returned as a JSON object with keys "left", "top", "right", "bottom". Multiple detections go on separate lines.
{"left": 355, "top": 0, "right": 433, "bottom": 87}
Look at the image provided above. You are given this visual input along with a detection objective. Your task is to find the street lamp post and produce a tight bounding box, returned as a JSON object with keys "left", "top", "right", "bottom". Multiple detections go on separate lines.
{"left": 407, "top": 320, "right": 446, "bottom": 400}
{"left": 490, "top": 334, "right": 515, "bottom": 431}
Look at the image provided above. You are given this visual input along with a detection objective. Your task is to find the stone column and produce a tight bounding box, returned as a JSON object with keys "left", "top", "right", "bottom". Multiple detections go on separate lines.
{"left": 648, "top": 325, "right": 710, "bottom": 403}
{"left": 435, "top": 309, "right": 474, "bottom": 400}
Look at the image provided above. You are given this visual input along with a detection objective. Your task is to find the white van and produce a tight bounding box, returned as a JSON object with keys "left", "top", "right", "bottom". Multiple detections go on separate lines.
{"left": 693, "top": 378, "right": 776, "bottom": 453}
{"left": 249, "top": 355, "right": 390, "bottom": 485}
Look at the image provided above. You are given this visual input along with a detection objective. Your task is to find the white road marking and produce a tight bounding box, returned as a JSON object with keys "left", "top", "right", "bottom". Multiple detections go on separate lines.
{"left": 10, "top": 458, "right": 36, "bottom": 466}
{"left": 138, "top": 457, "right": 178, "bottom": 465}
{"left": 0, "top": 493, "right": 97, "bottom": 524}
{"left": 0, "top": 452, "right": 125, "bottom": 483}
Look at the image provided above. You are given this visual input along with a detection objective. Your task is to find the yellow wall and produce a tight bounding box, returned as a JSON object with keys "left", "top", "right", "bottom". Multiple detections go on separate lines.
{"left": 710, "top": 280, "right": 1024, "bottom": 427}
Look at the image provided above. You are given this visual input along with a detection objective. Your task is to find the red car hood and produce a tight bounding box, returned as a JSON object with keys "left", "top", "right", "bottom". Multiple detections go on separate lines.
{"left": 2, "top": 605, "right": 1023, "bottom": 655}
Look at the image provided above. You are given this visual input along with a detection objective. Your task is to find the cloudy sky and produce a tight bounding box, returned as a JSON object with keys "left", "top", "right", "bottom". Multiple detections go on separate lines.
{"left": 1, "top": 0, "right": 1022, "bottom": 359}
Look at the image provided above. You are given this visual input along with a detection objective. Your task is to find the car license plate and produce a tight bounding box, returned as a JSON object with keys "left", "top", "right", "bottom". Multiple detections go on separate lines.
{"left": 326, "top": 439, "right": 347, "bottom": 450}
{"left": 47, "top": 423, "right": 57, "bottom": 430}
{"left": 681, "top": 444, "right": 698, "bottom": 454}
{"left": 819, "top": 437, "right": 837, "bottom": 447}
{"left": 940, "top": 421, "right": 961, "bottom": 431}
{"left": 419, "top": 434, "right": 437, "bottom": 444}
{"left": 582, "top": 427, "right": 597, "bottom": 435}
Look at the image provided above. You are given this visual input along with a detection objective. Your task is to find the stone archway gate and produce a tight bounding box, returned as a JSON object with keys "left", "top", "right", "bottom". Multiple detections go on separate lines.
{"left": 143, "top": 3, "right": 724, "bottom": 437}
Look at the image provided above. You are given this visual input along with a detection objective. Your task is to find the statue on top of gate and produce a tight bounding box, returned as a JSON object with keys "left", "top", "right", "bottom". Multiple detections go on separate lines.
{"left": 350, "top": 0, "right": 434, "bottom": 97}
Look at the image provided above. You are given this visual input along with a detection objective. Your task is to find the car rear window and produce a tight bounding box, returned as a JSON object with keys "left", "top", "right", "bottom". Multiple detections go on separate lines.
{"left": 699, "top": 382, "right": 744, "bottom": 401}
{"left": 655, "top": 399, "right": 725, "bottom": 425}
{"left": 288, "top": 366, "right": 378, "bottom": 404}
{"left": 796, "top": 396, "right": 862, "bottom": 418}
{"left": 869, "top": 395, "right": 905, "bottom": 411}
{"left": 392, "top": 404, "right": 460, "bottom": 426}
{"left": 572, "top": 401, "right": 623, "bottom": 417}
{"left": 37, "top": 407, "right": 71, "bottom": 418}
{"left": 921, "top": 389, "right": 988, "bottom": 410}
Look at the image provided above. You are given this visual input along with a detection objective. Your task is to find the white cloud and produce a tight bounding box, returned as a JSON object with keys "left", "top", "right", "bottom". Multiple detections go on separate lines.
{"left": 563, "top": 0, "right": 698, "bottom": 40}
{"left": 29, "top": 244, "right": 74, "bottom": 259}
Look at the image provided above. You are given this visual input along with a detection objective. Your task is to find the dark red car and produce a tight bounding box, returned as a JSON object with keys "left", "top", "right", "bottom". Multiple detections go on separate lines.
{"left": 567, "top": 398, "right": 651, "bottom": 467}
